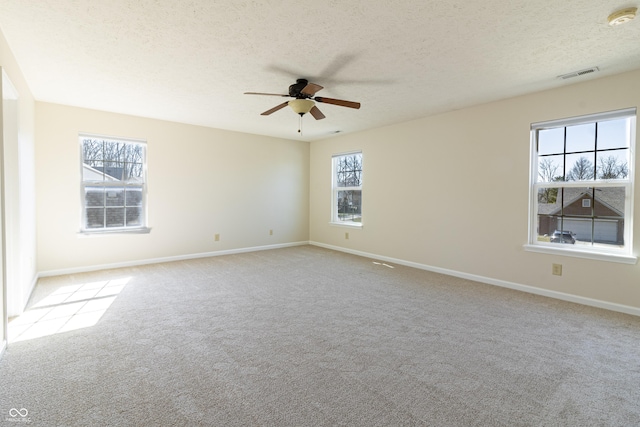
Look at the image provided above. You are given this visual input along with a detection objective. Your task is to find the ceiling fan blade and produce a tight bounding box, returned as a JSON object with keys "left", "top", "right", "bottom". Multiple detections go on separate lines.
{"left": 261, "top": 101, "right": 289, "bottom": 116}
{"left": 245, "top": 92, "right": 290, "bottom": 97}
{"left": 301, "top": 83, "right": 323, "bottom": 96}
{"left": 309, "top": 105, "right": 325, "bottom": 120}
{"left": 314, "top": 96, "right": 361, "bottom": 109}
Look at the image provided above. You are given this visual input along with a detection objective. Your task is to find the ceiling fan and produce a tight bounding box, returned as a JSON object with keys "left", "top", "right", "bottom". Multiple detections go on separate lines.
{"left": 244, "top": 79, "right": 361, "bottom": 120}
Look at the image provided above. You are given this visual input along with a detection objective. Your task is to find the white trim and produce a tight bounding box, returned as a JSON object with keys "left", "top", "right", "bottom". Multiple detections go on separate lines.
{"left": 78, "top": 227, "right": 152, "bottom": 236}
{"left": 37, "top": 241, "right": 309, "bottom": 278}
{"left": 310, "top": 241, "right": 640, "bottom": 317}
{"left": 329, "top": 221, "right": 363, "bottom": 228}
{"left": 523, "top": 244, "right": 637, "bottom": 264}
{"left": 531, "top": 107, "right": 636, "bottom": 129}
{"left": 0, "top": 339, "right": 6, "bottom": 358}
{"left": 79, "top": 132, "right": 146, "bottom": 146}
{"left": 10, "top": 270, "right": 42, "bottom": 318}
{"left": 331, "top": 149, "right": 363, "bottom": 158}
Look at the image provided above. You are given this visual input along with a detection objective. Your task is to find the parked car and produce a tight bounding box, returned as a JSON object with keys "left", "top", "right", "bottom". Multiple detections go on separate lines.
{"left": 550, "top": 230, "right": 576, "bottom": 244}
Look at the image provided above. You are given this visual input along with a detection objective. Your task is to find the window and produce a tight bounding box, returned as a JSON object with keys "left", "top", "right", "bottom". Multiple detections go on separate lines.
{"left": 80, "top": 134, "right": 148, "bottom": 233}
{"left": 527, "top": 108, "right": 636, "bottom": 263}
{"left": 332, "top": 152, "right": 363, "bottom": 225}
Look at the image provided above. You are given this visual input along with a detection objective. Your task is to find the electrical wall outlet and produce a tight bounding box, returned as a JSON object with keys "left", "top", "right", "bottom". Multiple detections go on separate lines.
{"left": 345, "top": 232, "right": 349, "bottom": 240}
{"left": 214, "top": 234, "right": 220, "bottom": 241}
{"left": 552, "top": 263, "right": 562, "bottom": 276}
{"left": 269, "top": 229, "right": 273, "bottom": 236}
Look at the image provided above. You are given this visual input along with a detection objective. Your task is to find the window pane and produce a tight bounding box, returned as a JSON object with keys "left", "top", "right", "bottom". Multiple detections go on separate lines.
{"left": 594, "top": 220, "right": 622, "bottom": 246}
{"left": 105, "top": 188, "right": 125, "bottom": 206}
{"left": 83, "top": 161, "right": 105, "bottom": 181}
{"left": 124, "top": 162, "right": 144, "bottom": 182}
{"left": 560, "top": 218, "right": 591, "bottom": 244}
{"left": 538, "top": 128, "right": 564, "bottom": 155}
{"left": 82, "top": 139, "right": 103, "bottom": 161}
{"left": 562, "top": 188, "right": 592, "bottom": 217}
{"left": 596, "top": 150, "right": 629, "bottom": 179}
{"left": 537, "top": 186, "right": 626, "bottom": 248}
{"left": 335, "top": 154, "right": 362, "bottom": 187}
{"left": 597, "top": 118, "right": 630, "bottom": 150}
{"left": 103, "top": 141, "right": 126, "bottom": 162}
{"left": 594, "top": 187, "right": 625, "bottom": 218}
{"left": 566, "top": 123, "right": 595, "bottom": 153}
{"left": 126, "top": 207, "right": 142, "bottom": 226}
{"left": 537, "top": 155, "right": 564, "bottom": 183}
{"left": 337, "top": 190, "right": 362, "bottom": 222}
{"left": 85, "top": 187, "right": 104, "bottom": 207}
{"left": 125, "top": 187, "right": 143, "bottom": 207}
{"left": 537, "top": 187, "right": 560, "bottom": 205}
{"left": 565, "top": 153, "right": 595, "bottom": 181}
{"left": 85, "top": 208, "right": 104, "bottom": 229}
{"left": 125, "top": 144, "right": 143, "bottom": 163}
{"left": 536, "top": 214, "right": 560, "bottom": 242}
{"left": 536, "top": 187, "right": 560, "bottom": 241}
{"left": 102, "top": 162, "right": 124, "bottom": 181}
{"left": 106, "top": 208, "right": 125, "bottom": 227}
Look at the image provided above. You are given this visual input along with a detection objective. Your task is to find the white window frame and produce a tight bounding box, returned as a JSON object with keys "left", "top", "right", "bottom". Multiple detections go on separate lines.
{"left": 79, "top": 133, "right": 150, "bottom": 234}
{"left": 331, "top": 151, "right": 363, "bottom": 227}
{"left": 524, "top": 108, "right": 637, "bottom": 264}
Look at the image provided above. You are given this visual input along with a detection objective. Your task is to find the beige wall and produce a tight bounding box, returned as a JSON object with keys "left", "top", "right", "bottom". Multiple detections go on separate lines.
{"left": 310, "top": 69, "right": 640, "bottom": 310}
{"left": 35, "top": 103, "right": 309, "bottom": 273}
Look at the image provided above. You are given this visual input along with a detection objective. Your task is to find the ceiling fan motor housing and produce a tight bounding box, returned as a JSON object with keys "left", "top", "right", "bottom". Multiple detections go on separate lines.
{"left": 289, "top": 79, "right": 310, "bottom": 98}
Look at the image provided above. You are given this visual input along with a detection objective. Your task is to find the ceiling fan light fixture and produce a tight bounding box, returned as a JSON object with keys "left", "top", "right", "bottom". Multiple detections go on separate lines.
{"left": 288, "top": 99, "right": 315, "bottom": 115}
{"left": 608, "top": 7, "right": 637, "bottom": 26}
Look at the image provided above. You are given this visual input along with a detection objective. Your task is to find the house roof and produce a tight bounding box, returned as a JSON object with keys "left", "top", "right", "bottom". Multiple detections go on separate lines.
{"left": 1, "top": 1, "right": 639, "bottom": 141}
{"left": 538, "top": 186, "right": 625, "bottom": 217}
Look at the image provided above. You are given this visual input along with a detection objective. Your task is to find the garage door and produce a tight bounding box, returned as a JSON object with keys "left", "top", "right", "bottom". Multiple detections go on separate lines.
{"left": 559, "top": 218, "right": 618, "bottom": 243}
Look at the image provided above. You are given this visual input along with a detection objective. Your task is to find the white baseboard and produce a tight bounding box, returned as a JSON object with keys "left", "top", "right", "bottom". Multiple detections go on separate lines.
{"left": 37, "top": 241, "right": 309, "bottom": 278}
{"left": 310, "top": 241, "right": 640, "bottom": 318}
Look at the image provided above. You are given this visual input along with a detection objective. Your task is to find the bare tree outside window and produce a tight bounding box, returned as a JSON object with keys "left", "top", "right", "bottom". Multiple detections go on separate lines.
{"left": 566, "top": 156, "right": 594, "bottom": 181}
{"left": 336, "top": 154, "right": 362, "bottom": 187}
{"left": 537, "top": 158, "right": 561, "bottom": 203}
{"left": 597, "top": 155, "right": 628, "bottom": 179}
{"left": 82, "top": 138, "right": 144, "bottom": 182}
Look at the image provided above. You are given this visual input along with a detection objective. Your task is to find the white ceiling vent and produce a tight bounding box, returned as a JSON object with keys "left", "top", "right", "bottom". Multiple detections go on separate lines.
{"left": 557, "top": 67, "right": 600, "bottom": 80}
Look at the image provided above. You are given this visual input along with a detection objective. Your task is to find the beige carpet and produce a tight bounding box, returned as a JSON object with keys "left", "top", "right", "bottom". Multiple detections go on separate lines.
{"left": 1, "top": 245, "right": 639, "bottom": 426}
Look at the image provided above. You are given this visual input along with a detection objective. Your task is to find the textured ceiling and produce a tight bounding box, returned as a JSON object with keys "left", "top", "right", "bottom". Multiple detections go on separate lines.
{"left": 0, "top": 1, "right": 639, "bottom": 141}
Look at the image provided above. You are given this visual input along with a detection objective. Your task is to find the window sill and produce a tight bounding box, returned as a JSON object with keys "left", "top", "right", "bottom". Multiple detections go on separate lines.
{"left": 79, "top": 227, "right": 151, "bottom": 236}
{"left": 330, "top": 222, "right": 363, "bottom": 229}
{"left": 523, "top": 244, "right": 637, "bottom": 265}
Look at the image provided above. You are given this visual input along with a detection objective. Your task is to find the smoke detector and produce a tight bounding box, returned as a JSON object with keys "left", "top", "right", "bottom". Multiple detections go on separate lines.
{"left": 608, "top": 7, "right": 637, "bottom": 26}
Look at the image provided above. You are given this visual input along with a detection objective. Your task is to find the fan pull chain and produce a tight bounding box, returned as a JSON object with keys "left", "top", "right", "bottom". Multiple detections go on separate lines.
{"left": 298, "top": 114, "right": 303, "bottom": 135}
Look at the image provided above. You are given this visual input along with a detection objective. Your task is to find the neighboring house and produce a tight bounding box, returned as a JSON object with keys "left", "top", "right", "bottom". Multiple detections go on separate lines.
{"left": 82, "top": 163, "right": 121, "bottom": 182}
{"left": 538, "top": 187, "right": 625, "bottom": 245}
{"left": 82, "top": 164, "right": 142, "bottom": 229}
{"left": 338, "top": 192, "right": 362, "bottom": 215}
